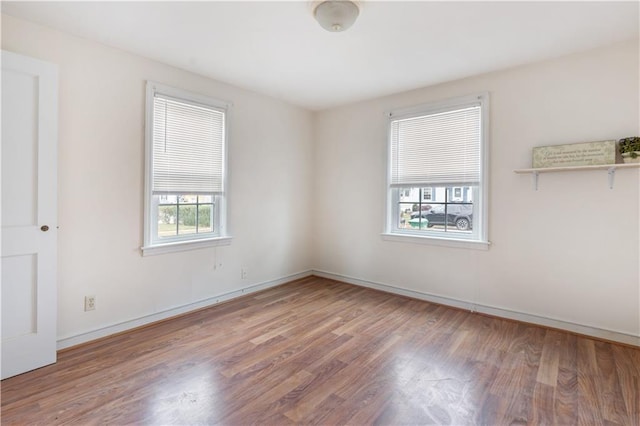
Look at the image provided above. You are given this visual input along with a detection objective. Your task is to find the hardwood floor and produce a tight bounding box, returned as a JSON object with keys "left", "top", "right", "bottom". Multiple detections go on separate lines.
{"left": 2, "top": 276, "right": 639, "bottom": 425}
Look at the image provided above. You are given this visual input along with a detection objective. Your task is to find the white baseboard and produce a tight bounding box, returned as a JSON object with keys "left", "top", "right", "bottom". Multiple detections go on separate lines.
{"left": 57, "top": 270, "right": 313, "bottom": 350}
{"left": 312, "top": 270, "right": 640, "bottom": 347}
{"left": 58, "top": 269, "right": 639, "bottom": 350}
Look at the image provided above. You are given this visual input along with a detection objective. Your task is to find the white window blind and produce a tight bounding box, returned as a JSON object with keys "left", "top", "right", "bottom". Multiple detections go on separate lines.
{"left": 390, "top": 105, "right": 481, "bottom": 187}
{"left": 152, "top": 94, "right": 225, "bottom": 195}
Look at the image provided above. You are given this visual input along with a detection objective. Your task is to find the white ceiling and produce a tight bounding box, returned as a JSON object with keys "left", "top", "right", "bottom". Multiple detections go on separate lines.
{"left": 2, "top": 1, "right": 638, "bottom": 110}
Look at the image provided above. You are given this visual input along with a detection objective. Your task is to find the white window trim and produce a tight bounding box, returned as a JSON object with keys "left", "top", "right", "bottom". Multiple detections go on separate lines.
{"left": 383, "top": 92, "right": 490, "bottom": 248}
{"left": 141, "top": 81, "right": 232, "bottom": 256}
{"left": 381, "top": 232, "right": 490, "bottom": 250}
{"left": 141, "top": 236, "right": 232, "bottom": 256}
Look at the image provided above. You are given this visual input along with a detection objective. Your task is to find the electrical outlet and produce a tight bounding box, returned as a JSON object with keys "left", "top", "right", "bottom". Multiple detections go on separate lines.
{"left": 241, "top": 268, "right": 248, "bottom": 279}
{"left": 85, "top": 295, "right": 96, "bottom": 311}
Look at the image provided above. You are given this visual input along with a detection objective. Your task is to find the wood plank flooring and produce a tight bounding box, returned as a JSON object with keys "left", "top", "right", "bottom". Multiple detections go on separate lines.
{"left": 2, "top": 276, "right": 639, "bottom": 425}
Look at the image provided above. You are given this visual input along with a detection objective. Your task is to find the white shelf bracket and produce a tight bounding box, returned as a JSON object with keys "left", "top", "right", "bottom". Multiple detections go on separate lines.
{"left": 607, "top": 167, "right": 615, "bottom": 189}
{"left": 532, "top": 171, "right": 539, "bottom": 191}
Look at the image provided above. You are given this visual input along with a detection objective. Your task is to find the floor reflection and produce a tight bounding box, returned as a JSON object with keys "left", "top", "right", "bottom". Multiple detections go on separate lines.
{"left": 388, "top": 339, "right": 476, "bottom": 424}
{"left": 147, "top": 364, "right": 221, "bottom": 424}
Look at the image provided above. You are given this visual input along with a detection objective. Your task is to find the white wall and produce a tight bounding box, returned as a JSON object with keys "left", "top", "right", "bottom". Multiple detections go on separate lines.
{"left": 3, "top": 14, "right": 639, "bottom": 346}
{"left": 313, "top": 39, "right": 640, "bottom": 340}
{"left": 2, "top": 15, "right": 314, "bottom": 344}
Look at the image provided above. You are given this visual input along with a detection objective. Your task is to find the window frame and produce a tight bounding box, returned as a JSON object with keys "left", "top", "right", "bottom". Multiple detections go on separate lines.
{"left": 153, "top": 194, "right": 217, "bottom": 240}
{"left": 383, "top": 93, "right": 490, "bottom": 249}
{"left": 142, "top": 82, "right": 232, "bottom": 256}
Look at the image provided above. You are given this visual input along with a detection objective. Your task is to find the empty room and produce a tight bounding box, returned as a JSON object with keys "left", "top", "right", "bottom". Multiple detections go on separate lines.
{"left": 1, "top": 1, "right": 639, "bottom": 424}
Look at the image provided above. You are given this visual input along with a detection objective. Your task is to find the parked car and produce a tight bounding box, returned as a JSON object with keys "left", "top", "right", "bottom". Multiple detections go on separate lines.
{"left": 412, "top": 204, "right": 473, "bottom": 230}
{"left": 412, "top": 204, "right": 432, "bottom": 212}
{"left": 409, "top": 211, "right": 430, "bottom": 220}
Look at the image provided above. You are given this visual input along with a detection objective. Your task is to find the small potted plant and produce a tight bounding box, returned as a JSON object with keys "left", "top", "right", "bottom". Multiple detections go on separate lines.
{"left": 619, "top": 137, "right": 640, "bottom": 163}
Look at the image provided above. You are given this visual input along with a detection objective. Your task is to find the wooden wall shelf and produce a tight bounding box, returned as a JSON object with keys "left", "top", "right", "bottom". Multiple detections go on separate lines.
{"left": 513, "top": 163, "right": 640, "bottom": 190}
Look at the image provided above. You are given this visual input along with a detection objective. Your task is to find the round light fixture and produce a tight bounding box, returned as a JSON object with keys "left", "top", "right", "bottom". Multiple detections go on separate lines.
{"left": 313, "top": 0, "right": 360, "bottom": 32}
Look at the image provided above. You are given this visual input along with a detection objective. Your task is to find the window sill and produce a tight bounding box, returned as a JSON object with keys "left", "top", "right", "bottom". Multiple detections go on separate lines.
{"left": 141, "top": 236, "right": 232, "bottom": 256}
{"left": 381, "top": 233, "right": 490, "bottom": 250}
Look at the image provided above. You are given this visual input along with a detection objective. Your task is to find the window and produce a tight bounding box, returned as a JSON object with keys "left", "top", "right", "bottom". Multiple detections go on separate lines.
{"left": 142, "top": 82, "right": 231, "bottom": 255}
{"left": 422, "top": 187, "right": 432, "bottom": 201}
{"left": 453, "top": 187, "right": 462, "bottom": 200}
{"left": 385, "top": 93, "right": 489, "bottom": 247}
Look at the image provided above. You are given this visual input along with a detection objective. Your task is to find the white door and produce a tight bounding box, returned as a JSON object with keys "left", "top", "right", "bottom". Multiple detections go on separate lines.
{"left": 1, "top": 50, "right": 58, "bottom": 379}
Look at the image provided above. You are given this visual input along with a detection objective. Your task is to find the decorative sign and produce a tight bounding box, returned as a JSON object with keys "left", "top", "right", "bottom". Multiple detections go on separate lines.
{"left": 532, "top": 140, "right": 616, "bottom": 168}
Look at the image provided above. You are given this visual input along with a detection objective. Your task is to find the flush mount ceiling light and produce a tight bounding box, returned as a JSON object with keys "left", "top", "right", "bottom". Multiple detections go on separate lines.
{"left": 313, "top": 0, "right": 360, "bottom": 32}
